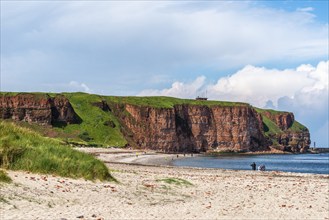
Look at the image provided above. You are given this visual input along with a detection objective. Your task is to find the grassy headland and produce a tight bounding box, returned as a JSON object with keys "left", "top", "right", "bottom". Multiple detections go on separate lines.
{"left": 1, "top": 92, "right": 308, "bottom": 149}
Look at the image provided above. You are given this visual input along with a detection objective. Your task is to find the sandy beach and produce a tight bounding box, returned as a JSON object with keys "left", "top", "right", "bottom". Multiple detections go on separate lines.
{"left": 1, "top": 148, "right": 329, "bottom": 220}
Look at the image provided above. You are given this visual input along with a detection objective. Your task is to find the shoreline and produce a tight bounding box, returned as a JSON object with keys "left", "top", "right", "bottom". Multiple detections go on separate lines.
{"left": 76, "top": 147, "right": 329, "bottom": 175}
{"left": 1, "top": 147, "right": 328, "bottom": 219}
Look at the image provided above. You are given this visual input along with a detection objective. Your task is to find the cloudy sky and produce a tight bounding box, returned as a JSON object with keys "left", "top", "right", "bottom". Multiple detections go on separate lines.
{"left": 1, "top": 1, "right": 328, "bottom": 147}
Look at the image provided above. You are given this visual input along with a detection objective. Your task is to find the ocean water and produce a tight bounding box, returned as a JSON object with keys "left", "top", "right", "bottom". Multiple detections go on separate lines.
{"left": 172, "top": 153, "right": 329, "bottom": 174}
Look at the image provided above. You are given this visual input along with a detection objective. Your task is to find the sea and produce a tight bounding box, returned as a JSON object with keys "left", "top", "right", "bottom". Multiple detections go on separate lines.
{"left": 172, "top": 153, "right": 329, "bottom": 174}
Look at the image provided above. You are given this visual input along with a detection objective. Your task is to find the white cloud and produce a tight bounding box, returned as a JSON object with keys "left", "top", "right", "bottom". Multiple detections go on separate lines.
{"left": 69, "top": 81, "right": 92, "bottom": 93}
{"left": 297, "top": 7, "right": 314, "bottom": 12}
{"left": 1, "top": 1, "right": 328, "bottom": 95}
{"left": 209, "top": 61, "right": 328, "bottom": 108}
{"left": 138, "top": 76, "right": 206, "bottom": 98}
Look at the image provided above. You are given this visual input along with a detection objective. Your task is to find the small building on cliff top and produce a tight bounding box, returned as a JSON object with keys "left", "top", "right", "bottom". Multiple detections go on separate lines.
{"left": 196, "top": 96, "right": 208, "bottom": 101}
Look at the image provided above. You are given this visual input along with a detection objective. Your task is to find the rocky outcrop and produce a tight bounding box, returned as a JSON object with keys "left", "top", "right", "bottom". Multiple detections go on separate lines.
{"left": 272, "top": 131, "right": 310, "bottom": 153}
{"left": 92, "top": 100, "right": 111, "bottom": 112}
{"left": 261, "top": 110, "right": 310, "bottom": 153}
{"left": 111, "top": 103, "right": 270, "bottom": 152}
{"left": 263, "top": 111, "right": 294, "bottom": 130}
{"left": 0, "top": 93, "right": 80, "bottom": 125}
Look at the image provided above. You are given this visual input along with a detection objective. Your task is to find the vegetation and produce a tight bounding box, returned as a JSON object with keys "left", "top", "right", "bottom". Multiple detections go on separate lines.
{"left": 0, "top": 170, "right": 12, "bottom": 183}
{"left": 157, "top": 177, "right": 193, "bottom": 186}
{"left": 57, "top": 93, "right": 127, "bottom": 147}
{"left": 0, "top": 121, "right": 114, "bottom": 181}
{"left": 261, "top": 115, "right": 283, "bottom": 135}
{"left": 105, "top": 95, "right": 248, "bottom": 109}
{"left": 255, "top": 107, "right": 289, "bottom": 115}
{"left": 288, "top": 120, "right": 308, "bottom": 132}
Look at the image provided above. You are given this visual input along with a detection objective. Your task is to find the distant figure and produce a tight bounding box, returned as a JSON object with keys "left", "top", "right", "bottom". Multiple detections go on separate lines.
{"left": 191, "top": 153, "right": 193, "bottom": 157}
{"left": 177, "top": 155, "right": 179, "bottom": 158}
{"left": 250, "top": 162, "right": 256, "bottom": 171}
{"left": 258, "top": 164, "right": 266, "bottom": 171}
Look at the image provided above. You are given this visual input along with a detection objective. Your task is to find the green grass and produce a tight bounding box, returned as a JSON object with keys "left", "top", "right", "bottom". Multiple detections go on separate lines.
{"left": 0, "top": 92, "right": 54, "bottom": 100}
{"left": 105, "top": 96, "right": 248, "bottom": 109}
{"left": 157, "top": 177, "right": 193, "bottom": 186}
{"left": 256, "top": 108, "right": 307, "bottom": 134}
{"left": 255, "top": 107, "right": 289, "bottom": 115}
{"left": 261, "top": 115, "right": 283, "bottom": 135}
{"left": 0, "top": 170, "right": 12, "bottom": 183}
{"left": 53, "top": 92, "right": 127, "bottom": 147}
{"left": 288, "top": 120, "right": 308, "bottom": 132}
{"left": 0, "top": 121, "right": 114, "bottom": 181}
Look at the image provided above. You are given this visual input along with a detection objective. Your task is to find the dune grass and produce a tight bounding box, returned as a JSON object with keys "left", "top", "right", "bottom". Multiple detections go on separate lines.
{"left": 0, "top": 121, "right": 114, "bottom": 181}
{"left": 0, "top": 170, "right": 12, "bottom": 183}
{"left": 157, "top": 177, "right": 193, "bottom": 186}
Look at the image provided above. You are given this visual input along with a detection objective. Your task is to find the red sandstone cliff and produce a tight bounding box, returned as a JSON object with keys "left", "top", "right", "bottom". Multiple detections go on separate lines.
{"left": 0, "top": 93, "right": 80, "bottom": 125}
{"left": 261, "top": 110, "right": 310, "bottom": 153}
{"left": 111, "top": 103, "right": 270, "bottom": 152}
{"left": 0, "top": 93, "right": 310, "bottom": 153}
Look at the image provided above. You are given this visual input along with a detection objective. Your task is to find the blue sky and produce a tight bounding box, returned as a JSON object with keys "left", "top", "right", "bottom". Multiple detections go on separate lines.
{"left": 1, "top": 1, "right": 328, "bottom": 147}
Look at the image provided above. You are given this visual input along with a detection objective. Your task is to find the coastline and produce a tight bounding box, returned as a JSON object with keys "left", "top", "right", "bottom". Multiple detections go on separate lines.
{"left": 1, "top": 148, "right": 328, "bottom": 220}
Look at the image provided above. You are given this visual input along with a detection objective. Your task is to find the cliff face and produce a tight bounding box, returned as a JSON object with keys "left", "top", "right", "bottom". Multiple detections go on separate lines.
{"left": 112, "top": 104, "right": 270, "bottom": 152}
{"left": 0, "top": 94, "right": 80, "bottom": 125}
{"left": 260, "top": 110, "right": 310, "bottom": 153}
{"left": 276, "top": 132, "right": 310, "bottom": 153}
{"left": 0, "top": 93, "right": 311, "bottom": 153}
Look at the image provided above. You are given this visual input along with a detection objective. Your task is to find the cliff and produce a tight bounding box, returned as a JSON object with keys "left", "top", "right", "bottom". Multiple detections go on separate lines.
{"left": 0, "top": 93, "right": 80, "bottom": 125}
{"left": 0, "top": 93, "right": 310, "bottom": 153}
{"left": 256, "top": 109, "right": 310, "bottom": 153}
{"left": 111, "top": 103, "right": 270, "bottom": 152}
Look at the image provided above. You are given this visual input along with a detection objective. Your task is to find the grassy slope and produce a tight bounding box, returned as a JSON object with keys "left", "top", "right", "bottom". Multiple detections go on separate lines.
{"left": 0, "top": 121, "right": 113, "bottom": 181}
{"left": 255, "top": 108, "right": 307, "bottom": 138}
{"left": 56, "top": 93, "right": 127, "bottom": 147}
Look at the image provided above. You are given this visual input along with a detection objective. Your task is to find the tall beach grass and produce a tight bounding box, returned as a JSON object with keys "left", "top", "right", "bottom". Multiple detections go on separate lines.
{"left": 0, "top": 121, "right": 114, "bottom": 181}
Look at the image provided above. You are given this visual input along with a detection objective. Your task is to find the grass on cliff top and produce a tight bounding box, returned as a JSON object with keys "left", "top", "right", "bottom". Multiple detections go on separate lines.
{"left": 255, "top": 107, "right": 289, "bottom": 115}
{"left": 256, "top": 108, "right": 308, "bottom": 133}
{"left": 0, "top": 91, "right": 56, "bottom": 99}
{"left": 105, "top": 95, "right": 249, "bottom": 108}
{"left": 55, "top": 93, "right": 127, "bottom": 147}
{"left": 288, "top": 120, "right": 308, "bottom": 132}
{"left": 0, "top": 121, "right": 114, "bottom": 181}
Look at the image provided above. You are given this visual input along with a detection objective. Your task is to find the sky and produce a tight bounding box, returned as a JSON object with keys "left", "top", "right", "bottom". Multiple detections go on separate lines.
{"left": 1, "top": 1, "right": 328, "bottom": 147}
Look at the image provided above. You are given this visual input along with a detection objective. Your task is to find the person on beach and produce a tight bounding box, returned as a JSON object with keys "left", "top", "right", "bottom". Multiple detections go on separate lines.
{"left": 258, "top": 164, "right": 266, "bottom": 171}
{"left": 250, "top": 162, "right": 256, "bottom": 170}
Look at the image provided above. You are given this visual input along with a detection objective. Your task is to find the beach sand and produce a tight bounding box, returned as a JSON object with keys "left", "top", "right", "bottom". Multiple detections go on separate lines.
{"left": 1, "top": 148, "right": 328, "bottom": 220}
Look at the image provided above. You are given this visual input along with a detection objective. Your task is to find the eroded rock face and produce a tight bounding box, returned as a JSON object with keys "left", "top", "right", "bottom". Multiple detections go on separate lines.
{"left": 112, "top": 104, "right": 270, "bottom": 152}
{"left": 50, "top": 95, "right": 81, "bottom": 124}
{"left": 263, "top": 111, "right": 294, "bottom": 130}
{"left": 275, "top": 131, "right": 311, "bottom": 153}
{"left": 0, "top": 94, "right": 80, "bottom": 125}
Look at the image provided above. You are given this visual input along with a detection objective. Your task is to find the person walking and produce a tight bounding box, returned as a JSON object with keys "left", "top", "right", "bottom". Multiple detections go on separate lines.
{"left": 250, "top": 162, "right": 256, "bottom": 170}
